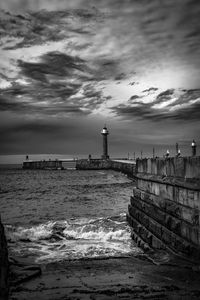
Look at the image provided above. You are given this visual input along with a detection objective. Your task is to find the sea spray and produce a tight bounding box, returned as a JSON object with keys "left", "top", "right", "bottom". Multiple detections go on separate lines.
{"left": 6, "top": 214, "right": 142, "bottom": 263}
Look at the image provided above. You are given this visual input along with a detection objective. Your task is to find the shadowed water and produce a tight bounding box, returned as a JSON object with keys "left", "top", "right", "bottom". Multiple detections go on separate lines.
{"left": 0, "top": 168, "right": 142, "bottom": 263}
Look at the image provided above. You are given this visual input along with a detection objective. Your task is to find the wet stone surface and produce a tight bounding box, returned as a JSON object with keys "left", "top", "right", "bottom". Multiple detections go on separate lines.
{"left": 9, "top": 256, "right": 200, "bottom": 300}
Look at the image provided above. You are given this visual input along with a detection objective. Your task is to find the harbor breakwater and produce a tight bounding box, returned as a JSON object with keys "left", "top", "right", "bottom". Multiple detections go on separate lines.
{"left": 127, "top": 156, "right": 200, "bottom": 259}
{"left": 23, "top": 160, "right": 63, "bottom": 170}
{"left": 76, "top": 159, "right": 136, "bottom": 177}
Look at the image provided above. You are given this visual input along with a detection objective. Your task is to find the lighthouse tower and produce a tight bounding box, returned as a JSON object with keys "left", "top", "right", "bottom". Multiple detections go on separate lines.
{"left": 101, "top": 125, "right": 109, "bottom": 160}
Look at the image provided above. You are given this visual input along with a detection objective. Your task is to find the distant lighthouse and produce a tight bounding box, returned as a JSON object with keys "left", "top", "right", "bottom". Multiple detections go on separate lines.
{"left": 101, "top": 125, "right": 109, "bottom": 160}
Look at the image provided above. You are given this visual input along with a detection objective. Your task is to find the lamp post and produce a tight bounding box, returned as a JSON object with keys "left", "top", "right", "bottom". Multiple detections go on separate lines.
{"left": 177, "top": 149, "right": 181, "bottom": 157}
{"left": 166, "top": 150, "right": 169, "bottom": 158}
{"left": 191, "top": 140, "right": 196, "bottom": 156}
{"left": 176, "top": 143, "right": 178, "bottom": 155}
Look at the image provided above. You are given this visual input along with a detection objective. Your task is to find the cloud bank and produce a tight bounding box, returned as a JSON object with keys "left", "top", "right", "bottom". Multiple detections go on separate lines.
{"left": 0, "top": 0, "right": 200, "bottom": 158}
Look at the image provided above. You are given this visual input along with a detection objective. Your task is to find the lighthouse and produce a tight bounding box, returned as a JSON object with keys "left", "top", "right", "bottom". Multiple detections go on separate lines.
{"left": 101, "top": 125, "right": 109, "bottom": 160}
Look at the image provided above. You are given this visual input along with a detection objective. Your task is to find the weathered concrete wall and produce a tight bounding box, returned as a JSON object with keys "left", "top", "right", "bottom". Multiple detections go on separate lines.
{"left": 23, "top": 160, "right": 63, "bottom": 170}
{"left": 127, "top": 157, "right": 200, "bottom": 260}
{"left": 136, "top": 157, "right": 200, "bottom": 179}
{"left": 76, "top": 159, "right": 136, "bottom": 177}
{"left": 110, "top": 160, "right": 136, "bottom": 177}
{"left": 0, "top": 217, "right": 9, "bottom": 300}
{"left": 76, "top": 159, "right": 111, "bottom": 170}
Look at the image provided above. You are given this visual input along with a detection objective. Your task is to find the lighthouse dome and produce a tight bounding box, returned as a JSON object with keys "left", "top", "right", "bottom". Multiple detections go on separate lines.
{"left": 101, "top": 126, "right": 109, "bottom": 135}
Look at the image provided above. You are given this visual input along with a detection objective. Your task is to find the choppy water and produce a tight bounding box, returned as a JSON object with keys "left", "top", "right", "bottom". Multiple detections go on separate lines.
{"left": 0, "top": 168, "right": 142, "bottom": 263}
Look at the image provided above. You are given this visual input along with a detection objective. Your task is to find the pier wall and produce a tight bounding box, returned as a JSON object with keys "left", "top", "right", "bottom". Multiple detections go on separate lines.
{"left": 76, "top": 159, "right": 111, "bottom": 170}
{"left": 127, "top": 157, "right": 200, "bottom": 259}
{"left": 76, "top": 159, "right": 136, "bottom": 177}
{"left": 0, "top": 217, "right": 9, "bottom": 300}
{"left": 23, "top": 160, "right": 63, "bottom": 170}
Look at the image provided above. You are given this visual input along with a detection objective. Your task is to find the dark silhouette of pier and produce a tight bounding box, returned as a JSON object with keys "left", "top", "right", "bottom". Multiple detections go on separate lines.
{"left": 23, "top": 158, "right": 78, "bottom": 170}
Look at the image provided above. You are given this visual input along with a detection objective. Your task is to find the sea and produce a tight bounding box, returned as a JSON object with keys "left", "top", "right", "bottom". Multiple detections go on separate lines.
{"left": 0, "top": 167, "right": 142, "bottom": 264}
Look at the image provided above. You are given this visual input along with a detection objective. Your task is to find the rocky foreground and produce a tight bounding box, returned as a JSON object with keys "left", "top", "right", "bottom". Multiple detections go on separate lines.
{"left": 9, "top": 253, "right": 200, "bottom": 300}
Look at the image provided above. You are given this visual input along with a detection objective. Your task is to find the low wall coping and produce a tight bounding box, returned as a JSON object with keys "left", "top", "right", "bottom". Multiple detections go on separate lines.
{"left": 135, "top": 173, "right": 200, "bottom": 191}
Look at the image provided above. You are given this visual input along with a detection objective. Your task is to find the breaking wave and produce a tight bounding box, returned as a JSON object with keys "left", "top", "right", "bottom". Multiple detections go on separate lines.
{"left": 6, "top": 214, "right": 142, "bottom": 263}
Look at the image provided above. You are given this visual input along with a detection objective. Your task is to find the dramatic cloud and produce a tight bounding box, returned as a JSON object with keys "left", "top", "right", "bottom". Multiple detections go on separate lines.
{"left": 0, "top": 50, "right": 110, "bottom": 116}
{"left": 0, "top": 0, "right": 200, "bottom": 159}
{"left": 0, "top": 9, "right": 99, "bottom": 50}
{"left": 142, "top": 87, "right": 158, "bottom": 93}
{"left": 18, "top": 52, "right": 86, "bottom": 80}
{"left": 112, "top": 89, "right": 200, "bottom": 121}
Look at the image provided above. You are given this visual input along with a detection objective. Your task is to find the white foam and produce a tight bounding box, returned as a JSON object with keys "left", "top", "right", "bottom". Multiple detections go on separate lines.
{"left": 63, "top": 226, "right": 130, "bottom": 241}
{"left": 9, "top": 222, "right": 55, "bottom": 241}
{"left": 7, "top": 215, "right": 142, "bottom": 263}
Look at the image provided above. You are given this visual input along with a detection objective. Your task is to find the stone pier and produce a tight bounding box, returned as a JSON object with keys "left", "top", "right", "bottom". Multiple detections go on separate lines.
{"left": 127, "top": 156, "right": 200, "bottom": 260}
{"left": 23, "top": 160, "right": 63, "bottom": 170}
{"left": 76, "top": 159, "right": 136, "bottom": 177}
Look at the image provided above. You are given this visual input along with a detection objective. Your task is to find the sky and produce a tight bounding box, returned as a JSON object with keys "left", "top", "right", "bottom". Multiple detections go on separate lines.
{"left": 0, "top": 0, "right": 200, "bottom": 163}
